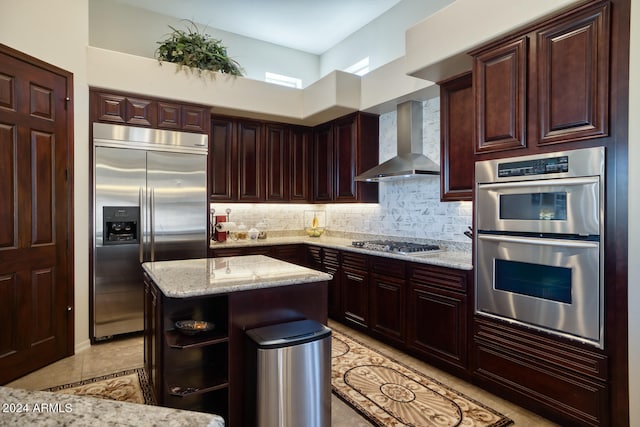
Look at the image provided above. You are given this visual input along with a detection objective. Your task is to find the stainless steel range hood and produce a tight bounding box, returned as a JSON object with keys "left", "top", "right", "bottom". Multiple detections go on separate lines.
{"left": 355, "top": 100, "right": 440, "bottom": 182}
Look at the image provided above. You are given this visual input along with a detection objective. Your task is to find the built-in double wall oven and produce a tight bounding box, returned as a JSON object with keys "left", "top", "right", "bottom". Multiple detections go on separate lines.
{"left": 475, "top": 147, "right": 605, "bottom": 348}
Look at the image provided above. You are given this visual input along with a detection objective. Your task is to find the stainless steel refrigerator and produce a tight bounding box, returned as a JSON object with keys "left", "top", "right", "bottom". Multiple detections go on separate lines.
{"left": 92, "top": 123, "right": 208, "bottom": 341}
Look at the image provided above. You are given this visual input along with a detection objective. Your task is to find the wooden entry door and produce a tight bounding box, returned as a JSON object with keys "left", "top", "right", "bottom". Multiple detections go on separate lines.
{"left": 0, "top": 44, "right": 74, "bottom": 384}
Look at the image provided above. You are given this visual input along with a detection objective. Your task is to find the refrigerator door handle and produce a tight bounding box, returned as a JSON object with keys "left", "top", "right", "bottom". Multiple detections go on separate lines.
{"left": 139, "top": 187, "right": 145, "bottom": 263}
{"left": 150, "top": 187, "right": 156, "bottom": 262}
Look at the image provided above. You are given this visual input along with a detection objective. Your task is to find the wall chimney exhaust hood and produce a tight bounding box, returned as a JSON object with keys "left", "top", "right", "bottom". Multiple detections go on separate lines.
{"left": 355, "top": 100, "right": 440, "bottom": 182}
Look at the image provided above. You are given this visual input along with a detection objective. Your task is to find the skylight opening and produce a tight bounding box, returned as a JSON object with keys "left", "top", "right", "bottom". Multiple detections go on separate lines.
{"left": 345, "top": 57, "right": 370, "bottom": 76}
{"left": 265, "top": 72, "right": 302, "bottom": 89}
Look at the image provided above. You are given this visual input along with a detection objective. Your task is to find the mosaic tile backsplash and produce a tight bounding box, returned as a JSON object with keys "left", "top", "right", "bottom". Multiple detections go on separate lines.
{"left": 210, "top": 97, "right": 473, "bottom": 252}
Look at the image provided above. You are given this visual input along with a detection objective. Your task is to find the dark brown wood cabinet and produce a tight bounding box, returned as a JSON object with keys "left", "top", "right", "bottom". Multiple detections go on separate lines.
{"left": 309, "top": 246, "right": 470, "bottom": 371}
{"left": 312, "top": 113, "right": 379, "bottom": 203}
{"left": 209, "top": 117, "right": 234, "bottom": 200}
{"left": 369, "top": 257, "right": 406, "bottom": 345}
{"left": 237, "top": 120, "right": 264, "bottom": 201}
{"left": 472, "top": 317, "right": 609, "bottom": 426}
{"left": 340, "top": 252, "right": 369, "bottom": 330}
{"left": 290, "top": 127, "right": 311, "bottom": 201}
{"left": 312, "top": 123, "right": 334, "bottom": 202}
{"left": 209, "top": 117, "right": 311, "bottom": 202}
{"left": 264, "top": 123, "right": 288, "bottom": 201}
{"left": 90, "top": 89, "right": 210, "bottom": 134}
{"left": 209, "top": 111, "right": 377, "bottom": 203}
{"left": 439, "top": 72, "right": 474, "bottom": 201}
{"left": 209, "top": 244, "right": 304, "bottom": 265}
{"left": 473, "top": 37, "right": 527, "bottom": 154}
{"left": 471, "top": 1, "right": 610, "bottom": 155}
{"left": 406, "top": 263, "right": 469, "bottom": 374}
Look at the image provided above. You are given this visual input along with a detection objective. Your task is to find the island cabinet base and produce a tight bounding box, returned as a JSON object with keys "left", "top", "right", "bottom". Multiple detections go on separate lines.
{"left": 144, "top": 273, "right": 328, "bottom": 426}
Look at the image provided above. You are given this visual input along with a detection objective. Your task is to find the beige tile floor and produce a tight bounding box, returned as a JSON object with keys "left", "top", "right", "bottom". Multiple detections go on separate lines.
{"left": 7, "top": 322, "right": 558, "bottom": 426}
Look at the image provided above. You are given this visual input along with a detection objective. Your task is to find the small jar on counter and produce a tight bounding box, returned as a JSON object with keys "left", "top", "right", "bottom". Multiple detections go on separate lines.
{"left": 256, "top": 221, "right": 268, "bottom": 239}
{"left": 236, "top": 223, "right": 248, "bottom": 240}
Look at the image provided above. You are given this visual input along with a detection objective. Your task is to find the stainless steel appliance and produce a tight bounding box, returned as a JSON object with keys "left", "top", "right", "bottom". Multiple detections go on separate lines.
{"left": 475, "top": 147, "right": 605, "bottom": 348}
{"left": 351, "top": 240, "right": 440, "bottom": 255}
{"left": 92, "top": 123, "right": 208, "bottom": 340}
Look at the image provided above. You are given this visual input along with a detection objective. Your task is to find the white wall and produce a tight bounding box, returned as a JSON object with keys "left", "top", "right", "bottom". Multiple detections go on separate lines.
{"left": 0, "top": 0, "right": 91, "bottom": 352}
{"left": 628, "top": 0, "right": 639, "bottom": 424}
{"left": 319, "top": 0, "right": 452, "bottom": 78}
{"left": 89, "top": 0, "right": 320, "bottom": 87}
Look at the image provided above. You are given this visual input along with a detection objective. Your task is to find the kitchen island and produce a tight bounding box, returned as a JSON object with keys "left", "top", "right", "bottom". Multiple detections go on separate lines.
{"left": 142, "top": 255, "right": 331, "bottom": 427}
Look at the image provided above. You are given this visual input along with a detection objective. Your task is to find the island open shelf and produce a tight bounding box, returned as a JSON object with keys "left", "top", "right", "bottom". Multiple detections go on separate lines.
{"left": 143, "top": 255, "right": 331, "bottom": 426}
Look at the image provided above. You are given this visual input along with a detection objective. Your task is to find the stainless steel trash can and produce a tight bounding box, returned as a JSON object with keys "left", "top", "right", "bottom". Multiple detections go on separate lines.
{"left": 246, "top": 319, "right": 331, "bottom": 427}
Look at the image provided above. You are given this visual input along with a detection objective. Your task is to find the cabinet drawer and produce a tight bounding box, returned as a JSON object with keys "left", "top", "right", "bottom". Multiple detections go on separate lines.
{"left": 272, "top": 244, "right": 303, "bottom": 264}
{"left": 473, "top": 335, "right": 608, "bottom": 426}
{"left": 323, "top": 248, "right": 340, "bottom": 266}
{"left": 341, "top": 251, "right": 368, "bottom": 271}
{"left": 409, "top": 263, "right": 468, "bottom": 293}
{"left": 210, "top": 248, "right": 244, "bottom": 257}
{"left": 371, "top": 256, "right": 405, "bottom": 278}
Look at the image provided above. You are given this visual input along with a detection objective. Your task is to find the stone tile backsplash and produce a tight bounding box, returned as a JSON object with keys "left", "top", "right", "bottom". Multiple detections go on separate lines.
{"left": 210, "top": 98, "right": 472, "bottom": 252}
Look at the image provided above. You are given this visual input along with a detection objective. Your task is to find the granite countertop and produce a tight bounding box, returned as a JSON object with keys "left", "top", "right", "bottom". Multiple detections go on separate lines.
{"left": 143, "top": 255, "right": 333, "bottom": 298}
{"left": 210, "top": 236, "right": 473, "bottom": 271}
{"left": 0, "top": 386, "right": 223, "bottom": 426}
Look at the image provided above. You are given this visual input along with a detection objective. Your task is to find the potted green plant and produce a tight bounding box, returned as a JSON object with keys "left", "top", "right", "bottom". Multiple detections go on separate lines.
{"left": 155, "top": 20, "right": 244, "bottom": 76}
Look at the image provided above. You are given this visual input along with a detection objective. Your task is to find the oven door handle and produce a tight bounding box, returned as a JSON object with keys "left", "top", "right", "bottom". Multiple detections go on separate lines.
{"left": 477, "top": 176, "right": 599, "bottom": 190}
{"left": 477, "top": 233, "right": 599, "bottom": 248}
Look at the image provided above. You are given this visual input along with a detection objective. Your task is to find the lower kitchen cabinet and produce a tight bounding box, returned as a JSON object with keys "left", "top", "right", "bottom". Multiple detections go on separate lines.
{"left": 369, "top": 256, "right": 407, "bottom": 345}
{"left": 322, "top": 249, "right": 342, "bottom": 320}
{"left": 341, "top": 267, "right": 369, "bottom": 329}
{"left": 340, "top": 252, "right": 369, "bottom": 330}
{"left": 406, "top": 263, "right": 469, "bottom": 375}
{"left": 472, "top": 316, "right": 609, "bottom": 426}
{"left": 209, "top": 243, "right": 304, "bottom": 265}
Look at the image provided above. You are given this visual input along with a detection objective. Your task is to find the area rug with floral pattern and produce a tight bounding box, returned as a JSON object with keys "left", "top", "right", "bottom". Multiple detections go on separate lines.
{"left": 331, "top": 331, "right": 513, "bottom": 427}
{"left": 44, "top": 368, "right": 154, "bottom": 405}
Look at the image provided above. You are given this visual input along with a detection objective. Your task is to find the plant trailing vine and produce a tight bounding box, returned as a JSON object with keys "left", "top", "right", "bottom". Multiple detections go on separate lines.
{"left": 155, "top": 20, "right": 244, "bottom": 76}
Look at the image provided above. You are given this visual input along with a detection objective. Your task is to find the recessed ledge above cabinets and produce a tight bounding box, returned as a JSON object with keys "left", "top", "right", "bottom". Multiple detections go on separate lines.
{"left": 405, "top": 0, "right": 582, "bottom": 82}
{"left": 86, "top": 46, "right": 437, "bottom": 125}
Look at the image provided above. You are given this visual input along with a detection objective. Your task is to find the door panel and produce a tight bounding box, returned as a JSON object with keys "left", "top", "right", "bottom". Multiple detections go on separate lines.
{"left": 0, "top": 46, "right": 72, "bottom": 384}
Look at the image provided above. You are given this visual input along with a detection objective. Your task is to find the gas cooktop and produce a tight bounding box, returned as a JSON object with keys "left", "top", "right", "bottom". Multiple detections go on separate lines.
{"left": 351, "top": 240, "right": 440, "bottom": 255}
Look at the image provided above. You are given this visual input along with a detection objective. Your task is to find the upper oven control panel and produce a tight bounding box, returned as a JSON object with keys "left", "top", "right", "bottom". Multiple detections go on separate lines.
{"left": 498, "top": 155, "right": 569, "bottom": 178}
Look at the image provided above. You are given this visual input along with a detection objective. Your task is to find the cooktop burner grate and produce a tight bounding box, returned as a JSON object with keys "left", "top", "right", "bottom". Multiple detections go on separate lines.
{"left": 351, "top": 240, "right": 440, "bottom": 254}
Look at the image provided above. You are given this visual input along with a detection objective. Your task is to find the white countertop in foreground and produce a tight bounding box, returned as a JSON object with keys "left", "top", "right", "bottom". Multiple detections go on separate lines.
{"left": 210, "top": 236, "right": 473, "bottom": 271}
{"left": 143, "top": 255, "right": 333, "bottom": 298}
{"left": 0, "top": 386, "right": 223, "bottom": 426}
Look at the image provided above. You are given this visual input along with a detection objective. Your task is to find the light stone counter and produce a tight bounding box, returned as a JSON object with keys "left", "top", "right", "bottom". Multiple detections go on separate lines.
{"left": 142, "top": 255, "right": 333, "bottom": 298}
{"left": 210, "top": 236, "right": 473, "bottom": 271}
{"left": 0, "top": 386, "right": 223, "bottom": 426}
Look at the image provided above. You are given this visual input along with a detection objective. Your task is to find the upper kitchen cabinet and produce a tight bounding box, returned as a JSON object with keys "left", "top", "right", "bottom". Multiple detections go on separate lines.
{"left": 439, "top": 72, "right": 474, "bottom": 201}
{"left": 312, "top": 112, "right": 379, "bottom": 203}
{"left": 264, "top": 123, "right": 288, "bottom": 202}
{"left": 236, "top": 119, "right": 264, "bottom": 201}
{"left": 90, "top": 89, "right": 210, "bottom": 134}
{"left": 471, "top": 1, "right": 610, "bottom": 155}
{"left": 312, "top": 123, "right": 335, "bottom": 202}
{"left": 209, "top": 116, "right": 234, "bottom": 200}
{"left": 209, "top": 116, "right": 311, "bottom": 202}
{"left": 289, "top": 126, "right": 312, "bottom": 201}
